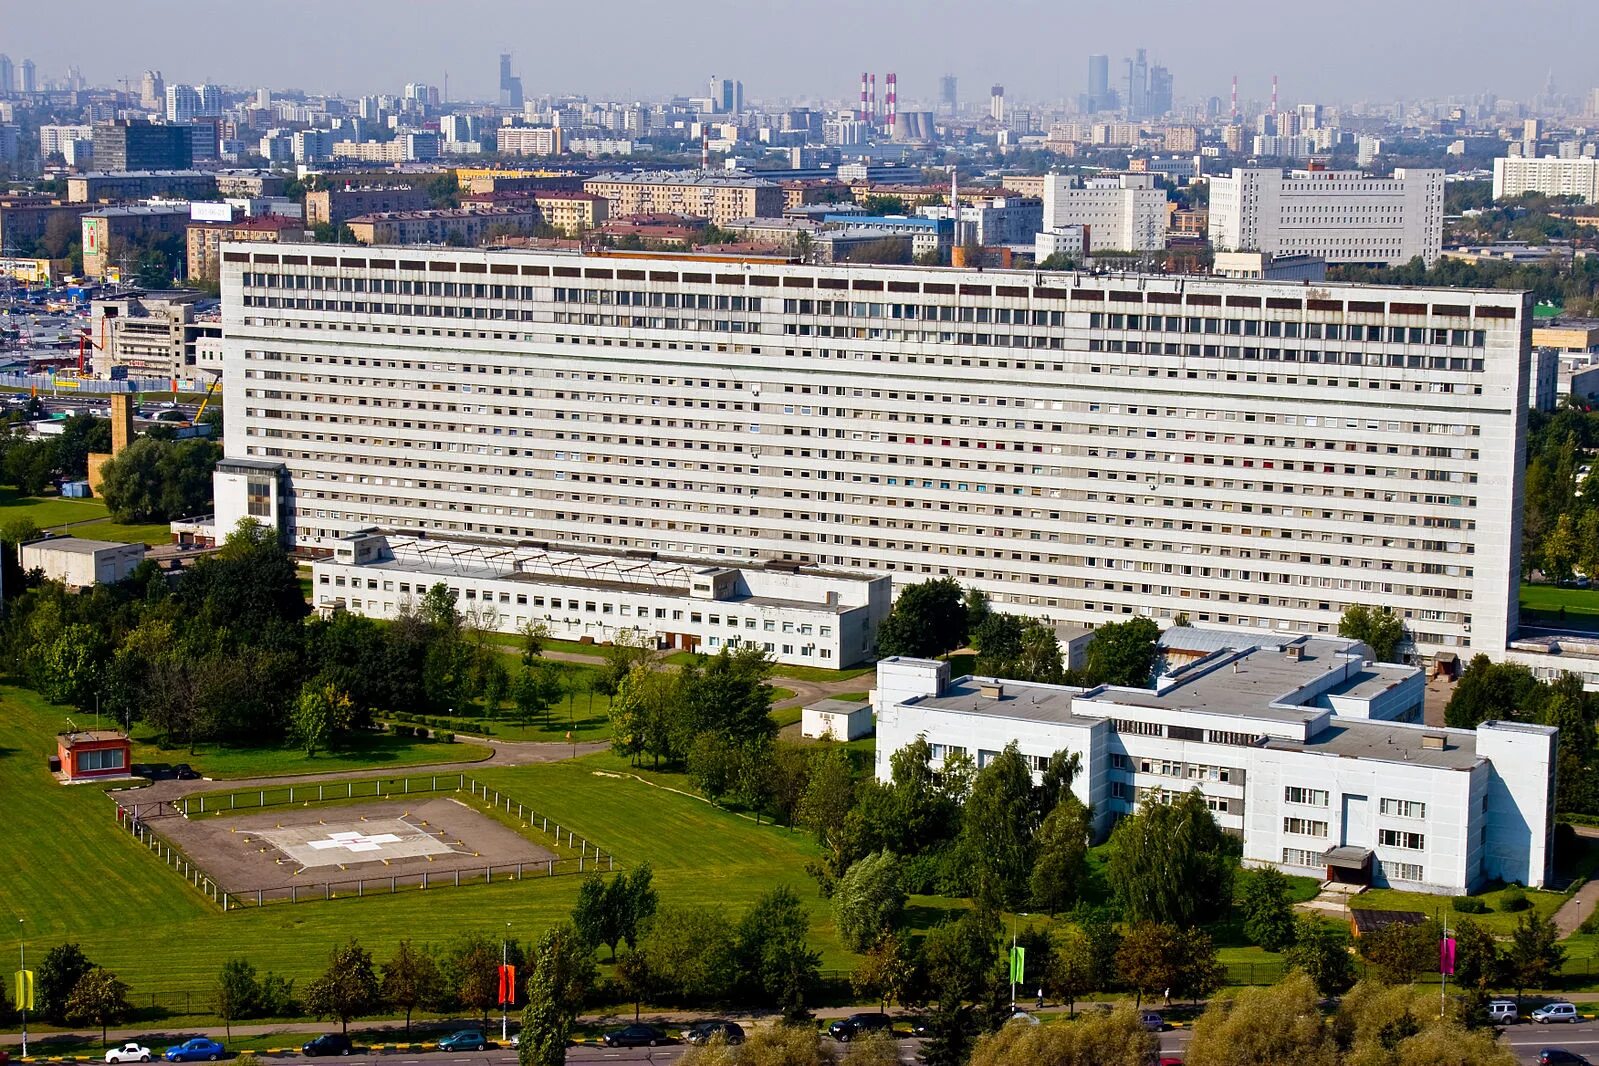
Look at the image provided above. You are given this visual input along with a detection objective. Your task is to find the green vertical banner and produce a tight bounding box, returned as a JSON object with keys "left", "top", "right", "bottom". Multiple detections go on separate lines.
{"left": 1009, "top": 946, "right": 1026, "bottom": 985}
{"left": 15, "top": 968, "right": 34, "bottom": 1011}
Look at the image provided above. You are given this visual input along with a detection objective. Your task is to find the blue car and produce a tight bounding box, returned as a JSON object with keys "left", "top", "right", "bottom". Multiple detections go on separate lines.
{"left": 163, "top": 1039, "right": 225, "bottom": 1062}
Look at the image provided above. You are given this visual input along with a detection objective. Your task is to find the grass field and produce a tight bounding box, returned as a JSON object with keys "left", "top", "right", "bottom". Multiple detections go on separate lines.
{"left": 0, "top": 485, "right": 110, "bottom": 530}
{"left": 1521, "top": 582, "right": 1599, "bottom": 631}
{"left": 128, "top": 724, "right": 495, "bottom": 779}
{"left": 660, "top": 650, "right": 875, "bottom": 684}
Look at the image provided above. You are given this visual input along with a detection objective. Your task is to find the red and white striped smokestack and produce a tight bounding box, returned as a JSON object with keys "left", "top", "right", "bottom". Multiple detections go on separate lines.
{"left": 1231, "top": 74, "right": 1238, "bottom": 121}
{"left": 886, "top": 73, "right": 897, "bottom": 131}
{"left": 701, "top": 126, "right": 709, "bottom": 170}
{"left": 869, "top": 73, "right": 877, "bottom": 124}
{"left": 860, "top": 72, "right": 869, "bottom": 122}
{"left": 1271, "top": 74, "right": 1278, "bottom": 115}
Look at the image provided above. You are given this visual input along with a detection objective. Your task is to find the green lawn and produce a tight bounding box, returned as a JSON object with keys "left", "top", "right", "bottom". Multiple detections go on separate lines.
{"left": 1521, "top": 582, "right": 1599, "bottom": 631}
{"left": 128, "top": 724, "right": 494, "bottom": 779}
{"left": 0, "top": 485, "right": 110, "bottom": 530}
{"left": 1350, "top": 882, "right": 1563, "bottom": 934}
{"left": 70, "top": 516, "right": 175, "bottom": 545}
{"left": 659, "top": 650, "right": 875, "bottom": 684}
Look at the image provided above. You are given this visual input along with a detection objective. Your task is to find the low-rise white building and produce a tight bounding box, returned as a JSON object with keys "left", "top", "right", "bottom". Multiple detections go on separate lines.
{"left": 20, "top": 537, "right": 146, "bottom": 588}
{"left": 1208, "top": 167, "right": 1444, "bottom": 266}
{"left": 802, "top": 698, "right": 873, "bottom": 740}
{"left": 1040, "top": 172, "right": 1167, "bottom": 252}
{"left": 312, "top": 532, "right": 889, "bottom": 667}
{"left": 874, "top": 631, "right": 1556, "bottom": 895}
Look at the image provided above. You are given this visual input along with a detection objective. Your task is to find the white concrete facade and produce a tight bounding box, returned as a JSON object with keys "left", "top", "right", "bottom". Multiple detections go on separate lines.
{"left": 1040, "top": 173, "right": 1168, "bottom": 252}
{"left": 1208, "top": 168, "right": 1444, "bottom": 266}
{"left": 215, "top": 244, "right": 1529, "bottom": 659}
{"left": 312, "top": 532, "right": 889, "bottom": 667}
{"left": 873, "top": 633, "right": 1557, "bottom": 894}
{"left": 20, "top": 537, "right": 146, "bottom": 588}
{"left": 1493, "top": 157, "right": 1599, "bottom": 205}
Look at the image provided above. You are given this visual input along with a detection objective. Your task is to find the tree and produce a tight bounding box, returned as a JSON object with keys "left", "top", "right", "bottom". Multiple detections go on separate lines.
{"left": 734, "top": 886, "right": 822, "bottom": 1021}
{"left": 1505, "top": 912, "right": 1564, "bottom": 1004}
{"left": 1542, "top": 513, "right": 1579, "bottom": 586}
{"left": 513, "top": 662, "right": 565, "bottom": 728}
{"left": 572, "top": 874, "right": 609, "bottom": 955}
{"left": 37, "top": 622, "right": 106, "bottom": 710}
{"left": 965, "top": 1004, "right": 1156, "bottom": 1066}
{"left": 290, "top": 681, "right": 353, "bottom": 755}
{"left": 635, "top": 905, "right": 738, "bottom": 1006}
{"left": 97, "top": 436, "right": 222, "bottom": 522}
{"left": 1238, "top": 866, "right": 1299, "bottom": 953}
{"left": 1358, "top": 917, "right": 1441, "bottom": 985}
{"left": 1107, "top": 789, "right": 1238, "bottom": 926}
{"left": 1029, "top": 795, "right": 1093, "bottom": 916}
{"left": 874, "top": 577, "right": 970, "bottom": 659}
{"left": 446, "top": 933, "right": 506, "bottom": 1028}
{"left": 1444, "top": 655, "right": 1546, "bottom": 729}
{"left": 1284, "top": 918, "right": 1355, "bottom": 997}
{"left": 519, "top": 923, "right": 595, "bottom": 1066}
{"left": 833, "top": 851, "right": 907, "bottom": 952}
{"left": 1184, "top": 970, "right": 1337, "bottom": 1066}
{"left": 1045, "top": 926, "right": 1096, "bottom": 1015}
{"left": 1083, "top": 617, "right": 1160, "bottom": 687}
{"left": 954, "top": 741, "right": 1037, "bottom": 907}
{"left": 1577, "top": 510, "right": 1599, "bottom": 588}
{"left": 35, "top": 943, "right": 94, "bottom": 1025}
{"left": 213, "top": 959, "right": 263, "bottom": 1039}
{"left": 609, "top": 863, "right": 658, "bottom": 955}
{"left": 381, "top": 941, "right": 443, "bottom": 1034}
{"left": 65, "top": 968, "right": 132, "bottom": 1045}
{"left": 519, "top": 620, "right": 550, "bottom": 665}
{"left": 852, "top": 934, "right": 913, "bottom": 1013}
{"left": 1338, "top": 603, "right": 1406, "bottom": 662}
{"left": 303, "top": 940, "right": 381, "bottom": 1034}
{"left": 1116, "top": 923, "right": 1181, "bottom": 1007}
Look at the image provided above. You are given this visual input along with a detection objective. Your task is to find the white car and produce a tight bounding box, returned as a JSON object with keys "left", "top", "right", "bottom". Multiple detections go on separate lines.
{"left": 107, "top": 1044, "right": 153, "bottom": 1063}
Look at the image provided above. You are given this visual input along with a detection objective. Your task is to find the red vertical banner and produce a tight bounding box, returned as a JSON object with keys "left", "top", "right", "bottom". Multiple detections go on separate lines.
{"left": 498, "top": 964, "right": 516, "bottom": 1005}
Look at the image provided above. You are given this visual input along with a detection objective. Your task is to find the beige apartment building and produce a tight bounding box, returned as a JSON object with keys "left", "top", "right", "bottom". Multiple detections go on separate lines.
{"left": 81, "top": 205, "right": 191, "bottom": 279}
{"left": 497, "top": 127, "right": 563, "bottom": 157}
{"left": 582, "top": 172, "right": 784, "bottom": 226}
{"left": 306, "top": 186, "right": 432, "bottom": 228}
{"left": 187, "top": 215, "right": 308, "bottom": 283}
{"left": 345, "top": 205, "right": 542, "bottom": 246}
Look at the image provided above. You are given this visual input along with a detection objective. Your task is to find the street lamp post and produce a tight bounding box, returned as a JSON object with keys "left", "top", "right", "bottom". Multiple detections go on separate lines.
{"left": 1009, "top": 912, "right": 1028, "bottom": 1010}
{"left": 501, "top": 922, "right": 510, "bottom": 1045}
{"left": 19, "top": 918, "right": 27, "bottom": 1062}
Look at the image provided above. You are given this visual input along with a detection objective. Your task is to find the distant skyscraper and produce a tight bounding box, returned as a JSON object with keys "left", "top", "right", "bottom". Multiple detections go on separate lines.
{"left": 1086, "top": 54, "right": 1110, "bottom": 111}
{"left": 939, "top": 74, "right": 957, "bottom": 115}
{"left": 1124, "top": 48, "right": 1148, "bottom": 120}
{"left": 1148, "top": 63, "right": 1173, "bottom": 116}
{"left": 990, "top": 84, "right": 1005, "bottom": 123}
{"left": 18, "top": 58, "right": 36, "bottom": 95}
{"left": 140, "top": 70, "right": 164, "bottom": 111}
{"left": 0, "top": 56, "right": 13, "bottom": 98}
{"left": 498, "top": 53, "right": 523, "bottom": 110}
{"left": 709, "top": 77, "right": 737, "bottom": 114}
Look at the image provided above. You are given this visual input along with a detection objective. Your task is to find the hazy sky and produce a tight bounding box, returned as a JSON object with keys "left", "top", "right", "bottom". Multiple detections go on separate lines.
{"left": 6, "top": 0, "right": 1597, "bottom": 107}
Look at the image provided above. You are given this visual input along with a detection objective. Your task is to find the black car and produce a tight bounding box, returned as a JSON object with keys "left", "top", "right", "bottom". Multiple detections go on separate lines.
{"left": 827, "top": 1013, "right": 893, "bottom": 1042}
{"left": 683, "top": 1021, "right": 744, "bottom": 1047}
{"left": 1540, "top": 1051, "right": 1593, "bottom": 1066}
{"left": 301, "top": 1035, "right": 352, "bottom": 1057}
{"left": 603, "top": 1024, "right": 668, "bottom": 1048}
{"left": 174, "top": 764, "right": 200, "bottom": 780}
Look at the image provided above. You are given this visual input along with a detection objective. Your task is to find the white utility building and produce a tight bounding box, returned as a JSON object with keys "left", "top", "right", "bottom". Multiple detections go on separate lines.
{"left": 311, "top": 531, "right": 889, "bottom": 668}
{"left": 1208, "top": 168, "right": 1444, "bottom": 266}
{"left": 19, "top": 537, "right": 146, "bottom": 588}
{"left": 874, "top": 631, "right": 1556, "bottom": 895}
{"left": 1040, "top": 172, "right": 1168, "bottom": 251}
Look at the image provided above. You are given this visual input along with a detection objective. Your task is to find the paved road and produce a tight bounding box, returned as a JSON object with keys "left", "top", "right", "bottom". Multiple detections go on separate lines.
{"left": 1505, "top": 1018, "right": 1599, "bottom": 1063}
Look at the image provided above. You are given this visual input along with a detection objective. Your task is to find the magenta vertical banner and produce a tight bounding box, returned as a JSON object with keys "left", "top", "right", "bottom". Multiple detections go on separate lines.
{"left": 1440, "top": 935, "right": 1456, "bottom": 976}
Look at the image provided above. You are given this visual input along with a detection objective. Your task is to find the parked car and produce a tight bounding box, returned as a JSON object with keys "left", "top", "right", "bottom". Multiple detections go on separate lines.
{"left": 1140, "top": 1010, "right": 1165, "bottom": 1032}
{"left": 683, "top": 1021, "right": 745, "bottom": 1046}
{"left": 1534, "top": 1002, "right": 1581, "bottom": 1024}
{"left": 603, "top": 1024, "right": 668, "bottom": 1048}
{"left": 301, "top": 1034, "right": 352, "bottom": 1057}
{"left": 1488, "top": 999, "right": 1519, "bottom": 1024}
{"left": 828, "top": 1013, "right": 893, "bottom": 1042}
{"left": 1540, "top": 1050, "right": 1593, "bottom": 1066}
{"left": 173, "top": 763, "right": 200, "bottom": 780}
{"left": 106, "top": 1044, "right": 152, "bottom": 1063}
{"left": 162, "top": 1039, "right": 225, "bottom": 1062}
{"left": 436, "top": 1031, "right": 489, "bottom": 1052}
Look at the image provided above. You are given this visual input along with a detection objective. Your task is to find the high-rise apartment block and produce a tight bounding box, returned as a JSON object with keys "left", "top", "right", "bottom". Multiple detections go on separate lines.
{"left": 1493, "top": 156, "right": 1599, "bottom": 205}
{"left": 581, "top": 172, "right": 783, "bottom": 225}
{"left": 1040, "top": 172, "right": 1168, "bottom": 251}
{"left": 1208, "top": 168, "right": 1444, "bottom": 267}
{"left": 215, "top": 245, "right": 1528, "bottom": 660}
{"left": 92, "top": 120, "right": 194, "bottom": 171}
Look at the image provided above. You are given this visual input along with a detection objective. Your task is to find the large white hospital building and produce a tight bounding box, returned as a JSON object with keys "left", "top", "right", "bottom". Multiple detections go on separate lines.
{"left": 1208, "top": 168, "right": 1444, "bottom": 267}
{"left": 213, "top": 243, "right": 1529, "bottom": 661}
{"left": 874, "top": 630, "right": 1557, "bottom": 895}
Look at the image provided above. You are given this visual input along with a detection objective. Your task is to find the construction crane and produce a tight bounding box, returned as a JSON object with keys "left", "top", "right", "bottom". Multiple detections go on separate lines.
{"left": 192, "top": 373, "right": 221, "bottom": 429}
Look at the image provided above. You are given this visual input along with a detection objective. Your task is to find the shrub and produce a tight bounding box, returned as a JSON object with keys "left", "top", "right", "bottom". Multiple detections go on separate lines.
{"left": 414, "top": 727, "right": 429, "bottom": 740}
{"left": 1452, "top": 896, "right": 1488, "bottom": 914}
{"left": 1581, "top": 909, "right": 1599, "bottom": 935}
{"left": 437, "top": 732, "right": 454, "bottom": 744}
{"left": 1497, "top": 885, "right": 1529, "bottom": 912}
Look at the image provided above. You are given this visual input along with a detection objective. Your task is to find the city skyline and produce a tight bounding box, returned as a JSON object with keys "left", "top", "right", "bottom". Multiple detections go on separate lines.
{"left": 4, "top": 0, "right": 1597, "bottom": 106}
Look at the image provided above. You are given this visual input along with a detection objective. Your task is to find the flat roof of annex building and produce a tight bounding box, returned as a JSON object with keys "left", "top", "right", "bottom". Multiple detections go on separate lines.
{"left": 222, "top": 240, "right": 1531, "bottom": 304}
{"left": 325, "top": 534, "right": 879, "bottom": 615}
{"left": 23, "top": 536, "right": 138, "bottom": 555}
